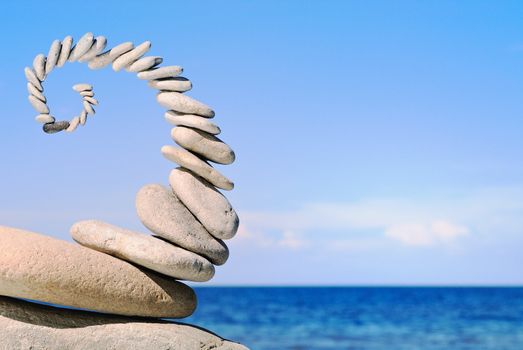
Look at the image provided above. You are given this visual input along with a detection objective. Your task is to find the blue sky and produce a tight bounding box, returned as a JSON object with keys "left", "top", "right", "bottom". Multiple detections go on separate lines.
{"left": 0, "top": 1, "right": 522, "bottom": 285}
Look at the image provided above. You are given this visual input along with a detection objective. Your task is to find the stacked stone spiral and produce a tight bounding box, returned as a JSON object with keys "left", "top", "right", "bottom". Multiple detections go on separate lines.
{"left": 9, "top": 32, "right": 239, "bottom": 318}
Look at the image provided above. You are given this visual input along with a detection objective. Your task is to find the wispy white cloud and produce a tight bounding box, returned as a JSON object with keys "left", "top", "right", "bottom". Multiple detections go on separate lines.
{"left": 236, "top": 186, "right": 523, "bottom": 251}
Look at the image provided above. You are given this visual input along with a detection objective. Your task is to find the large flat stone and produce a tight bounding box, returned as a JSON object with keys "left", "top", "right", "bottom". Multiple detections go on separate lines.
{"left": 172, "top": 126, "right": 235, "bottom": 164}
{"left": 0, "top": 296, "right": 249, "bottom": 350}
{"left": 136, "top": 184, "right": 229, "bottom": 265}
{"left": 0, "top": 226, "right": 196, "bottom": 318}
{"left": 157, "top": 91, "right": 215, "bottom": 118}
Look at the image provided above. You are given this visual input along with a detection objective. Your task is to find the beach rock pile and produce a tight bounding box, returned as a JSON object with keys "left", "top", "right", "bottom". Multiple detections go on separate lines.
{"left": 1, "top": 32, "right": 246, "bottom": 349}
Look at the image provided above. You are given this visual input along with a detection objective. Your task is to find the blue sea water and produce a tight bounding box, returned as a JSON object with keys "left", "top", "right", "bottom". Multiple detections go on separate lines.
{"left": 183, "top": 287, "right": 523, "bottom": 350}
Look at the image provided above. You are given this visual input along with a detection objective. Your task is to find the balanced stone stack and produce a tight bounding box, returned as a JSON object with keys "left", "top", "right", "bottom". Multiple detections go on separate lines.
{"left": 0, "top": 32, "right": 246, "bottom": 349}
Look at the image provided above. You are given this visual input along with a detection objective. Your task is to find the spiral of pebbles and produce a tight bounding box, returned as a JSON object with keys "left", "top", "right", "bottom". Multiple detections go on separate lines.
{"left": 24, "top": 33, "right": 239, "bottom": 286}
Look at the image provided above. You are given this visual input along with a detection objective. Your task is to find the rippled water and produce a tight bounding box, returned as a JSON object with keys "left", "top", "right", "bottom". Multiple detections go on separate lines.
{"left": 182, "top": 287, "right": 523, "bottom": 350}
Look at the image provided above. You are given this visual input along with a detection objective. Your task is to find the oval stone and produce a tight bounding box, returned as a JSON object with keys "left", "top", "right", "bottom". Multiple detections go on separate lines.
{"left": 165, "top": 111, "right": 221, "bottom": 135}
{"left": 71, "top": 220, "right": 215, "bottom": 282}
{"left": 170, "top": 167, "right": 239, "bottom": 240}
{"left": 56, "top": 35, "right": 73, "bottom": 67}
{"left": 157, "top": 92, "right": 215, "bottom": 118}
{"left": 172, "top": 127, "right": 235, "bottom": 165}
{"left": 0, "top": 226, "right": 196, "bottom": 318}
{"left": 136, "top": 184, "right": 229, "bottom": 265}
{"left": 137, "top": 65, "right": 183, "bottom": 80}
{"left": 161, "top": 145, "right": 234, "bottom": 190}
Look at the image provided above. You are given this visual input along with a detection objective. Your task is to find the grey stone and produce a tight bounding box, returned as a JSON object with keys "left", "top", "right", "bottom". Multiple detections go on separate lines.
{"left": 112, "top": 41, "right": 151, "bottom": 71}
{"left": 27, "top": 82, "right": 46, "bottom": 102}
{"left": 172, "top": 126, "right": 235, "bottom": 165}
{"left": 79, "top": 110, "right": 88, "bottom": 125}
{"left": 28, "top": 95, "right": 49, "bottom": 114}
{"left": 127, "top": 56, "right": 162, "bottom": 73}
{"left": 32, "top": 54, "right": 46, "bottom": 81}
{"left": 0, "top": 226, "right": 196, "bottom": 318}
{"left": 56, "top": 35, "right": 73, "bottom": 67}
{"left": 73, "top": 83, "right": 92, "bottom": 92}
{"left": 148, "top": 77, "right": 192, "bottom": 92}
{"left": 170, "top": 168, "right": 239, "bottom": 240}
{"left": 80, "top": 90, "right": 94, "bottom": 97}
{"left": 165, "top": 111, "right": 221, "bottom": 135}
{"left": 35, "top": 114, "right": 55, "bottom": 124}
{"left": 88, "top": 41, "right": 134, "bottom": 70}
{"left": 136, "top": 184, "right": 229, "bottom": 265}
{"left": 157, "top": 91, "right": 215, "bottom": 118}
{"left": 161, "top": 145, "right": 234, "bottom": 190}
{"left": 65, "top": 116, "right": 80, "bottom": 132}
{"left": 83, "top": 96, "right": 98, "bottom": 105}
{"left": 83, "top": 100, "right": 95, "bottom": 115}
{"left": 43, "top": 121, "right": 69, "bottom": 134}
{"left": 137, "top": 65, "right": 183, "bottom": 80}
{"left": 68, "top": 32, "right": 95, "bottom": 62}
{"left": 71, "top": 220, "right": 215, "bottom": 282}
{"left": 0, "top": 296, "right": 249, "bottom": 350}
{"left": 45, "top": 39, "right": 61, "bottom": 75}
{"left": 24, "top": 67, "right": 42, "bottom": 91}
{"left": 78, "top": 36, "right": 107, "bottom": 62}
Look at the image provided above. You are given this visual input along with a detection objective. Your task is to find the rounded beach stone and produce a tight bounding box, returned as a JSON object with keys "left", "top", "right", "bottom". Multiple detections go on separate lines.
{"left": 127, "top": 56, "right": 162, "bottom": 73}
{"left": 27, "top": 82, "right": 46, "bottom": 102}
{"left": 73, "top": 83, "right": 92, "bottom": 92}
{"left": 45, "top": 39, "right": 61, "bottom": 75}
{"left": 0, "top": 226, "right": 196, "bottom": 318}
{"left": 71, "top": 220, "right": 215, "bottom": 282}
{"left": 33, "top": 54, "right": 46, "bottom": 81}
{"left": 83, "top": 100, "right": 95, "bottom": 115}
{"left": 0, "top": 296, "right": 250, "bottom": 350}
{"left": 78, "top": 36, "right": 107, "bottom": 62}
{"left": 80, "top": 90, "right": 94, "bottom": 97}
{"left": 28, "top": 95, "right": 49, "bottom": 114}
{"left": 65, "top": 116, "right": 80, "bottom": 132}
{"left": 88, "top": 41, "right": 134, "bottom": 70}
{"left": 137, "top": 65, "right": 183, "bottom": 80}
{"left": 35, "top": 114, "right": 55, "bottom": 124}
{"left": 161, "top": 145, "right": 234, "bottom": 190}
{"left": 170, "top": 168, "right": 239, "bottom": 240}
{"left": 148, "top": 77, "right": 192, "bottom": 92}
{"left": 112, "top": 41, "right": 151, "bottom": 71}
{"left": 157, "top": 92, "right": 215, "bottom": 118}
{"left": 68, "top": 32, "right": 95, "bottom": 62}
{"left": 24, "top": 67, "right": 42, "bottom": 91}
{"left": 172, "top": 127, "right": 235, "bottom": 165}
{"left": 136, "top": 184, "right": 229, "bottom": 265}
{"left": 79, "top": 110, "right": 88, "bottom": 125}
{"left": 43, "top": 121, "right": 69, "bottom": 133}
{"left": 83, "top": 96, "right": 98, "bottom": 105}
{"left": 165, "top": 111, "right": 221, "bottom": 135}
{"left": 56, "top": 35, "right": 73, "bottom": 67}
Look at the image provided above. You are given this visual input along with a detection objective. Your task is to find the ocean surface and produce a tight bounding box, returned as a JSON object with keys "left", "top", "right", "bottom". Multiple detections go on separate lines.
{"left": 182, "top": 287, "right": 523, "bottom": 350}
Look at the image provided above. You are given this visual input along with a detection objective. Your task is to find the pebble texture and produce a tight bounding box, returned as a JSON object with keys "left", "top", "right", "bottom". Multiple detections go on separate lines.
{"left": 68, "top": 32, "right": 94, "bottom": 62}
{"left": 157, "top": 92, "right": 215, "bottom": 117}
{"left": 0, "top": 296, "right": 249, "bottom": 350}
{"left": 165, "top": 111, "right": 221, "bottom": 135}
{"left": 33, "top": 54, "right": 46, "bottom": 81}
{"left": 127, "top": 56, "right": 162, "bottom": 73}
{"left": 71, "top": 220, "right": 215, "bottom": 282}
{"left": 148, "top": 77, "right": 192, "bottom": 92}
{"left": 56, "top": 35, "right": 73, "bottom": 67}
{"left": 24, "top": 68, "right": 42, "bottom": 91}
{"left": 113, "top": 41, "right": 151, "bottom": 71}
{"left": 88, "top": 41, "right": 134, "bottom": 70}
{"left": 172, "top": 126, "right": 235, "bottom": 164}
{"left": 78, "top": 36, "right": 107, "bottom": 62}
{"left": 162, "top": 145, "right": 234, "bottom": 190}
{"left": 27, "top": 82, "right": 46, "bottom": 102}
{"left": 137, "top": 65, "right": 183, "bottom": 80}
{"left": 28, "top": 95, "right": 49, "bottom": 114}
{"left": 170, "top": 167, "right": 240, "bottom": 240}
{"left": 44, "top": 39, "right": 61, "bottom": 75}
{"left": 0, "top": 226, "right": 196, "bottom": 318}
{"left": 136, "top": 184, "right": 229, "bottom": 265}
